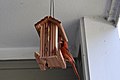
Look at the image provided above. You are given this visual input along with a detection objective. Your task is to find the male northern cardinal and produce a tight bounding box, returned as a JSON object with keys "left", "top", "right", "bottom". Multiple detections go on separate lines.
{"left": 60, "top": 41, "right": 80, "bottom": 80}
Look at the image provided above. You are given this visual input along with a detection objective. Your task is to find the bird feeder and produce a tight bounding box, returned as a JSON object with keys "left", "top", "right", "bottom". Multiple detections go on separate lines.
{"left": 34, "top": 16, "right": 68, "bottom": 70}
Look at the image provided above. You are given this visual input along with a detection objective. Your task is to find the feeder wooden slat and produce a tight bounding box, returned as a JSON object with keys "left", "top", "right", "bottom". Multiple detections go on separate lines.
{"left": 52, "top": 23, "right": 55, "bottom": 55}
{"left": 50, "top": 23, "right": 52, "bottom": 56}
{"left": 48, "top": 22, "right": 50, "bottom": 57}
{"left": 54, "top": 24, "right": 56, "bottom": 52}
{"left": 42, "top": 24, "right": 44, "bottom": 57}
{"left": 45, "top": 23, "right": 48, "bottom": 57}
{"left": 40, "top": 26, "right": 43, "bottom": 57}
{"left": 48, "top": 23, "right": 50, "bottom": 57}
{"left": 55, "top": 25, "right": 58, "bottom": 50}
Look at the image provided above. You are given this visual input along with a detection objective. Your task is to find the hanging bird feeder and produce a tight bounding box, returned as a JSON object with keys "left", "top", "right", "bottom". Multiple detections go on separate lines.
{"left": 34, "top": 16, "right": 68, "bottom": 70}
{"left": 34, "top": 1, "right": 80, "bottom": 80}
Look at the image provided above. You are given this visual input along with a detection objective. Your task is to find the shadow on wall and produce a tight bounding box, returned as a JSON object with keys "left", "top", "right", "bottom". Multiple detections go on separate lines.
{"left": 63, "top": 19, "right": 80, "bottom": 57}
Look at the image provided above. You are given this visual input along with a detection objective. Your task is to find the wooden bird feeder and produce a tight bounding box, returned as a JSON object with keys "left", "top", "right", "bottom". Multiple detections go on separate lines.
{"left": 34, "top": 16, "right": 68, "bottom": 70}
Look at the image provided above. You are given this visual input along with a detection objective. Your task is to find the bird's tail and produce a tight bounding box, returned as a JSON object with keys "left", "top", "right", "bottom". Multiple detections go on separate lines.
{"left": 69, "top": 60, "right": 80, "bottom": 80}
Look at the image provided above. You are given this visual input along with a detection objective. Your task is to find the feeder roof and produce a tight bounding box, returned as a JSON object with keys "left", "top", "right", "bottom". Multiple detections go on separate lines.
{"left": 34, "top": 16, "right": 68, "bottom": 42}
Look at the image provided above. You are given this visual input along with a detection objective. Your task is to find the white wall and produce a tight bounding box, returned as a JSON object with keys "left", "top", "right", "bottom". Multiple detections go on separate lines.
{"left": 84, "top": 17, "right": 120, "bottom": 80}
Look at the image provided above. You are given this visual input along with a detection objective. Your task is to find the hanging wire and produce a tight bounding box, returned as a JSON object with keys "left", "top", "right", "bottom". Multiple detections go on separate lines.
{"left": 50, "top": 0, "right": 55, "bottom": 17}
{"left": 50, "top": 0, "right": 52, "bottom": 16}
{"left": 53, "top": 0, "right": 55, "bottom": 17}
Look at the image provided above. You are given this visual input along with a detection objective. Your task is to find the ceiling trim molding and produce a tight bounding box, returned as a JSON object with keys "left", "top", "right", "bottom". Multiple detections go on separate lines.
{"left": 0, "top": 47, "right": 39, "bottom": 60}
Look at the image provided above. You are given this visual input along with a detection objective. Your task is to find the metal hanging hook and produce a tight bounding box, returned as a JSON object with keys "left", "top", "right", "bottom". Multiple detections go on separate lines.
{"left": 50, "top": 0, "right": 55, "bottom": 17}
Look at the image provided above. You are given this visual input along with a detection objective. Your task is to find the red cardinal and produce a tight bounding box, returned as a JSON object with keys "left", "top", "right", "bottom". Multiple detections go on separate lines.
{"left": 60, "top": 41, "right": 80, "bottom": 80}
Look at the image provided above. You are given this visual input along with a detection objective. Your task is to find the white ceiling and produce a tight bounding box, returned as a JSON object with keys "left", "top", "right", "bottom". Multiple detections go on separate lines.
{"left": 0, "top": 0, "right": 110, "bottom": 59}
